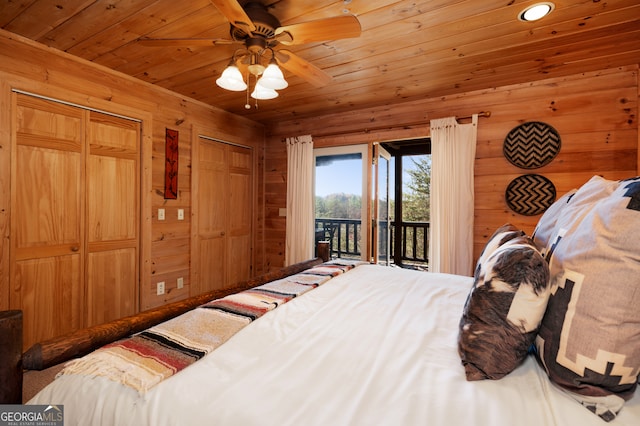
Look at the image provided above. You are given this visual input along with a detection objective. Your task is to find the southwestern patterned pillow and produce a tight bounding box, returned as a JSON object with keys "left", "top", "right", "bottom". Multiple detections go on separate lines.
{"left": 534, "top": 176, "right": 640, "bottom": 422}
{"left": 458, "top": 224, "right": 550, "bottom": 381}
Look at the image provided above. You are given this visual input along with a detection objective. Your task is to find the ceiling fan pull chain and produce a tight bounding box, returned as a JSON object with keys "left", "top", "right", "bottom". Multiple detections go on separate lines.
{"left": 245, "top": 70, "right": 251, "bottom": 110}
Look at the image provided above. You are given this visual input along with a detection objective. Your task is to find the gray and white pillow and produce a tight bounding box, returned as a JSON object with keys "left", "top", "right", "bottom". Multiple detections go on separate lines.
{"left": 534, "top": 175, "right": 640, "bottom": 422}
{"left": 532, "top": 188, "right": 577, "bottom": 252}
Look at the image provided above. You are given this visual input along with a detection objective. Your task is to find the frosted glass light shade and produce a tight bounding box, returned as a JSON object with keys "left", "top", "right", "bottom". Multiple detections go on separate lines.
{"left": 519, "top": 2, "right": 554, "bottom": 21}
{"left": 251, "top": 80, "right": 279, "bottom": 100}
{"left": 216, "top": 65, "right": 247, "bottom": 91}
{"left": 259, "top": 63, "right": 288, "bottom": 90}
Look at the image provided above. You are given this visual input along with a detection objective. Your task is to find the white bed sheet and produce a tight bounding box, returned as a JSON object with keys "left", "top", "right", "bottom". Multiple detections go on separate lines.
{"left": 30, "top": 264, "right": 640, "bottom": 425}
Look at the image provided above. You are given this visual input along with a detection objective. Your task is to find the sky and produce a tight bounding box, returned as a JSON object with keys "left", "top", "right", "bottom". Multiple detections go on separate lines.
{"left": 315, "top": 157, "right": 364, "bottom": 197}
{"left": 315, "top": 155, "right": 425, "bottom": 198}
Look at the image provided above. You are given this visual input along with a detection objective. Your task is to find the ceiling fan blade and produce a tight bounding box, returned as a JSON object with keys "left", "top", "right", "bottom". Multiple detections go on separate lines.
{"left": 275, "top": 49, "right": 332, "bottom": 87}
{"left": 137, "top": 37, "right": 236, "bottom": 47}
{"left": 209, "top": 0, "right": 256, "bottom": 33}
{"left": 275, "top": 15, "right": 361, "bottom": 45}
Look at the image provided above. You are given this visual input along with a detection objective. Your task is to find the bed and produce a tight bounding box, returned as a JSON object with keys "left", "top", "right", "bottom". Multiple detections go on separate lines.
{"left": 27, "top": 175, "right": 640, "bottom": 425}
{"left": 25, "top": 262, "right": 638, "bottom": 425}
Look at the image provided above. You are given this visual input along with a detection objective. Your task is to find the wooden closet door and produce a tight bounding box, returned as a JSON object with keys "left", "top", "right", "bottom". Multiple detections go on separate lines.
{"left": 194, "top": 139, "right": 228, "bottom": 295}
{"left": 85, "top": 112, "right": 139, "bottom": 326}
{"left": 227, "top": 145, "right": 253, "bottom": 283}
{"left": 11, "top": 95, "right": 85, "bottom": 349}
{"left": 193, "top": 138, "right": 253, "bottom": 295}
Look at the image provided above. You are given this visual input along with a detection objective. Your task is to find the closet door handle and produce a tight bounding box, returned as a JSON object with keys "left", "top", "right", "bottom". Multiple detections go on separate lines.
{"left": 71, "top": 246, "right": 80, "bottom": 252}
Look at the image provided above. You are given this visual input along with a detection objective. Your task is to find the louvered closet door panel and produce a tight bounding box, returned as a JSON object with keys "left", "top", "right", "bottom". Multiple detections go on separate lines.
{"left": 11, "top": 95, "right": 85, "bottom": 350}
{"left": 86, "top": 112, "right": 139, "bottom": 327}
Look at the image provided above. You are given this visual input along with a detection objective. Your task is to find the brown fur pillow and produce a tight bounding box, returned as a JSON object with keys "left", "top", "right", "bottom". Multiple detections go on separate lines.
{"left": 458, "top": 224, "right": 550, "bottom": 380}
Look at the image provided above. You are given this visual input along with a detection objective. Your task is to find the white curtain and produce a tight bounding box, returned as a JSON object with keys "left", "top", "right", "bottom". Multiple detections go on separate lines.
{"left": 285, "top": 134, "right": 314, "bottom": 266}
{"left": 429, "top": 115, "right": 478, "bottom": 276}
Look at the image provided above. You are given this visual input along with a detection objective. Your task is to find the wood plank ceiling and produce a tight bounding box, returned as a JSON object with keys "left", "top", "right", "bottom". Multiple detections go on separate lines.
{"left": 1, "top": 0, "right": 639, "bottom": 126}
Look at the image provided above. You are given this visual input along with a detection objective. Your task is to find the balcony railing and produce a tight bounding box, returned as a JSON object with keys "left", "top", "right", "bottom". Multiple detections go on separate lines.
{"left": 391, "top": 221, "right": 430, "bottom": 265}
{"left": 315, "top": 218, "right": 362, "bottom": 259}
{"left": 315, "top": 218, "right": 429, "bottom": 266}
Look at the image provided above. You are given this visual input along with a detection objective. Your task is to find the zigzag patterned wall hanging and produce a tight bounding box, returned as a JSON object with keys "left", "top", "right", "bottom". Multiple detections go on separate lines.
{"left": 503, "top": 121, "right": 561, "bottom": 169}
{"left": 505, "top": 174, "right": 556, "bottom": 216}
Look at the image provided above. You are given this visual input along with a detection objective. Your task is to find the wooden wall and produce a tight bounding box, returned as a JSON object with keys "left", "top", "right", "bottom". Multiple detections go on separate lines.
{"left": 265, "top": 65, "right": 639, "bottom": 272}
{"left": 0, "top": 30, "right": 266, "bottom": 315}
{"left": 0, "top": 28, "right": 637, "bottom": 319}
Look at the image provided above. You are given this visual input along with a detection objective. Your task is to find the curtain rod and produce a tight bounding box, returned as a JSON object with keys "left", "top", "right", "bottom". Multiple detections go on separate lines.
{"left": 281, "top": 110, "right": 491, "bottom": 141}
{"left": 456, "top": 110, "right": 491, "bottom": 120}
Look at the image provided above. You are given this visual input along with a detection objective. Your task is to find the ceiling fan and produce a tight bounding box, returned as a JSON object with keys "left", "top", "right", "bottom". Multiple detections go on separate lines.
{"left": 138, "top": 0, "right": 362, "bottom": 92}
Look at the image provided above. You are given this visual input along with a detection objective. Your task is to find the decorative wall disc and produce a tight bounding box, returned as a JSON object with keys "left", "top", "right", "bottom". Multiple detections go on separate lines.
{"left": 503, "top": 121, "right": 561, "bottom": 169}
{"left": 505, "top": 174, "right": 556, "bottom": 216}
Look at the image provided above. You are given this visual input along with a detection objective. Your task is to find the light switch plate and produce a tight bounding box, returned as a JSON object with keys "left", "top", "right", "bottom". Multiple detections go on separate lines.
{"left": 158, "top": 208, "right": 165, "bottom": 221}
{"left": 177, "top": 277, "right": 184, "bottom": 289}
{"left": 178, "top": 209, "right": 184, "bottom": 220}
{"left": 157, "top": 281, "right": 165, "bottom": 295}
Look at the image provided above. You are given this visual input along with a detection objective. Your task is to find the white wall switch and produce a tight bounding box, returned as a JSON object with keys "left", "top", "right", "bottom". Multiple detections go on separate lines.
{"left": 178, "top": 209, "right": 184, "bottom": 220}
{"left": 177, "top": 277, "right": 184, "bottom": 289}
{"left": 157, "top": 281, "right": 165, "bottom": 295}
{"left": 158, "top": 208, "right": 165, "bottom": 221}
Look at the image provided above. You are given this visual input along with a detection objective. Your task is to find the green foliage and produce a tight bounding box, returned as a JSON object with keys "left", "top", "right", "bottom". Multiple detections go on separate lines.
{"left": 403, "top": 156, "right": 431, "bottom": 221}
{"left": 315, "top": 192, "right": 362, "bottom": 219}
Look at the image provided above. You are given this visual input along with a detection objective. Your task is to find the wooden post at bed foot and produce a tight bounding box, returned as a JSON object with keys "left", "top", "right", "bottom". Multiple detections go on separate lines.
{"left": 22, "top": 257, "right": 324, "bottom": 370}
{"left": 317, "top": 241, "right": 330, "bottom": 262}
{"left": 0, "top": 310, "right": 23, "bottom": 403}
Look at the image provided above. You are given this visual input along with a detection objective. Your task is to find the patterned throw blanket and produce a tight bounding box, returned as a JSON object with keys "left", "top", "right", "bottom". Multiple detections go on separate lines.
{"left": 59, "top": 260, "right": 365, "bottom": 393}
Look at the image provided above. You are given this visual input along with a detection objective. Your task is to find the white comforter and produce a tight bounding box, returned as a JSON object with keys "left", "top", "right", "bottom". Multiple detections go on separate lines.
{"left": 30, "top": 264, "right": 640, "bottom": 425}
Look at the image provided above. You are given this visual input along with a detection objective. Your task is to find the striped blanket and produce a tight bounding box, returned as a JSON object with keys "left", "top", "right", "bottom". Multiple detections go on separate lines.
{"left": 59, "top": 260, "right": 365, "bottom": 393}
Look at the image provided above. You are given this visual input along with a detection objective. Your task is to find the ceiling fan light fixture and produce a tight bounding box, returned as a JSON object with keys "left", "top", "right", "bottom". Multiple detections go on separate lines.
{"left": 216, "top": 64, "right": 247, "bottom": 91}
{"left": 251, "top": 80, "right": 279, "bottom": 100}
{"left": 259, "top": 61, "right": 288, "bottom": 90}
{"left": 247, "top": 52, "right": 266, "bottom": 76}
{"left": 248, "top": 63, "right": 265, "bottom": 76}
{"left": 518, "top": 2, "right": 554, "bottom": 22}
{"left": 143, "top": 1, "right": 362, "bottom": 108}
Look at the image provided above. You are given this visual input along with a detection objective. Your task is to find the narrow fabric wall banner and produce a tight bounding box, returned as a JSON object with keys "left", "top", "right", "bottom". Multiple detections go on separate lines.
{"left": 164, "top": 128, "right": 179, "bottom": 199}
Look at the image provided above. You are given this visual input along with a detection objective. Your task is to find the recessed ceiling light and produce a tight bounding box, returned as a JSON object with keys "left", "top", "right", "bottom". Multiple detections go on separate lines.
{"left": 518, "top": 2, "right": 555, "bottom": 22}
